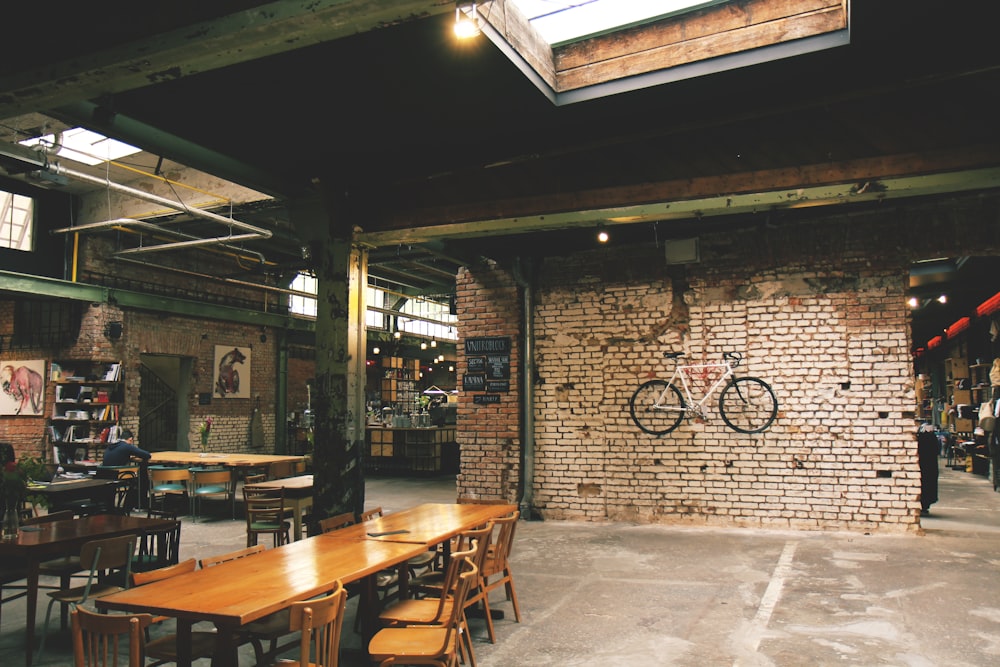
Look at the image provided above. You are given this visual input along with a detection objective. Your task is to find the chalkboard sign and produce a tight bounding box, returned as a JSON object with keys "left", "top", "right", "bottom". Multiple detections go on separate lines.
{"left": 465, "top": 336, "right": 510, "bottom": 355}
{"left": 486, "top": 379, "right": 510, "bottom": 393}
{"left": 474, "top": 394, "right": 502, "bottom": 404}
{"left": 467, "top": 356, "right": 486, "bottom": 373}
{"left": 462, "top": 374, "right": 486, "bottom": 391}
{"left": 485, "top": 354, "right": 510, "bottom": 380}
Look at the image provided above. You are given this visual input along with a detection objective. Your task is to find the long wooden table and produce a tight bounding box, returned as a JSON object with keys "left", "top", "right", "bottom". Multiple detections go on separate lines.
{"left": 150, "top": 451, "right": 305, "bottom": 476}
{"left": 29, "top": 477, "right": 118, "bottom": 513}
{"left": 323, "top": 502, "right": 517, "bottom": 552}
{"left": 97, "top": 535, "right": 428, "bottom": 667}
{"left": 0, "top": 514, "right": 175, "bottom": 666}
{"left": 246, "top": 474, "right": 313, "bottom": 541}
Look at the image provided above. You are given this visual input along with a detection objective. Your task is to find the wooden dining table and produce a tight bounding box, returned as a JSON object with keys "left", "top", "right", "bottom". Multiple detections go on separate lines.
{"left": 0, "top": 513, "right": 175, "bottom": 666}
{"left": 323, "top": 502, "right": 517, "bottom": 553}
{"left": 149, "top": 451, "right": 305, "bottom": 478}
{"left": 96, "top": 534, "right": 428, "bottom": 667}
{"left": 245, "top": 473, "right": 313, "bottom": 540}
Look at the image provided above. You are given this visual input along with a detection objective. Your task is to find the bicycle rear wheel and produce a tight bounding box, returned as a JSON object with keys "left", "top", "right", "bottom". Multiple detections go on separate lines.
{"left": 629, "top": 380, "right": 685, "bottom": 435}
{"left": 719, "top": 377, "right": 777, "bottom": 433}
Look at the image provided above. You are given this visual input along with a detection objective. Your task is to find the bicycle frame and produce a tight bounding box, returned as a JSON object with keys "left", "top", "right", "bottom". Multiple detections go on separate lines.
{"left": 660, "top": 359, "right": 735, "bottom": 416}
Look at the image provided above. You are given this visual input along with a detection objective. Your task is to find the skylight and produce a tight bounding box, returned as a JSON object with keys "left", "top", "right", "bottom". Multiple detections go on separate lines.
{"left": 510, "top": 0, "right": 722, "bottom": 45}
{"left": 20, "top": 127, "right": 142, "bottom": 166}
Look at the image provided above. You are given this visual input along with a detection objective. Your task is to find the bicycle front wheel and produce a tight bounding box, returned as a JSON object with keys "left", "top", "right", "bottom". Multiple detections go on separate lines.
{"left": 719, "top": 377, "right": 777, "bottom": 433}
{"left": 629, "top": 380, "right": 685, "bottom": 435}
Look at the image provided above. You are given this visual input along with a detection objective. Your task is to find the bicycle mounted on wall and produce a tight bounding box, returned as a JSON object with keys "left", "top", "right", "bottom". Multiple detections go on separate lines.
{"left": 629, "top": 351, "right": 778, "bottom": 435}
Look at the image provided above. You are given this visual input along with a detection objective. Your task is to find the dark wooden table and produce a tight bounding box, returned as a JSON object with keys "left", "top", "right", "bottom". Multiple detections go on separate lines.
{"left": 0, "top": 514, "right": 174, "bottom": 666}
{"left": 29, "top": 477, "right": 118, "bottom": 513}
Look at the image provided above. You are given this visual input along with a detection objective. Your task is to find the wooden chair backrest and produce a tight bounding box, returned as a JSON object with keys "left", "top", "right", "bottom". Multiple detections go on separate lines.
{"left": 192, "top": 468, "right": 232, "bottom": 490}
{"left": 243, "top": 473, "right": 267, "bottom": 485}
{"left": 148, "top": 467, "right": 191, "bottom": 486}
{"left": 485, "top": 511, "right": 519, "bottom": 577}
{"left": 199, "top": 543, "right": 265, "bottom": 569}
{"left": 132, "top": 557, "right": 197, "bottom": 587}
{"left": 134, "top": 519, "right": 182, "bottom": 571}
{"left": 286, "top": 580, "right": 347, "bottom": 667}
{"left": 80, "top": 534, "right": 136, "bottom": 578}
{"left": 71, "top": 605, "right": 153, "bottom": 667}
{"left": 359, "top": 506, "right": 384, "bottom": 522}
{"left": 319, "top": 512, "right": 356, "bottom": 533}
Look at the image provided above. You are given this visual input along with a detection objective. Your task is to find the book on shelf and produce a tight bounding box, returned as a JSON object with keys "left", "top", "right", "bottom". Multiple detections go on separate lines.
{"left": 103, "top": 362, "right": 122, "bottom": 381}
{"left": 48, "top": 425, "right": 62, "bottom": 442}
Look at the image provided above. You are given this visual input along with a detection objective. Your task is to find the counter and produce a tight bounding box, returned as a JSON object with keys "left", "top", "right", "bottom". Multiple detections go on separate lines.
{"left": 365, "top": 426, "right": 457, "bottom": 475}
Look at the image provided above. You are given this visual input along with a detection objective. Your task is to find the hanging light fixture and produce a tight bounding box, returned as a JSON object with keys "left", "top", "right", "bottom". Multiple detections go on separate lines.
{"left": 454, "top": 2, "right": 481, "bottom": 38}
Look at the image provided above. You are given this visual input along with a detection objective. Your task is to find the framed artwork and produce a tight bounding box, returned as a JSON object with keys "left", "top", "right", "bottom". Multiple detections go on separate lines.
{"left": 1, "top": 359, "right": 46, "bottom": 416}
{"left": 214, "top": 345, "right": 251, "bottom": 399}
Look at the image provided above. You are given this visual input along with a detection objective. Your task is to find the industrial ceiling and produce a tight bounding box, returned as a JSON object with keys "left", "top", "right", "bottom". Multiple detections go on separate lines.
{"left": 1, "top": 0, "right": 999, "bottom": 348}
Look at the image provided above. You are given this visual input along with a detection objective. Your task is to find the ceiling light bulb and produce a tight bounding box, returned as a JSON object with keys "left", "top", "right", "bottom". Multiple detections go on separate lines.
{"left": 393, "top": 331, "right": 401, "bottom": 339}
{"left": 597, "top": 229, "right": 610, "bottom": 243}
{"left": 454, "top": 3, "right": 481, "bottom": 38}
{"left": 373, "top": 347, "right": 380, "bottom": 355}
{"left": 421, "top": 342, "right": 428, "bottom": 350}
{"left": 937, "top": 295, "right": 947, "bottom": 304}
{"left": 907, "top": 297, "right": 919, "bottom": 308}
{"left": 430, "top": 339, "right": 437, "bottom": 348}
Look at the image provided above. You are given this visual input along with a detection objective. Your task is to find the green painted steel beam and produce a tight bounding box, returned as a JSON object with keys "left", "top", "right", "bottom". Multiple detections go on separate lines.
{"left": 0, "top": 270, "right": 315, "bottom": 332}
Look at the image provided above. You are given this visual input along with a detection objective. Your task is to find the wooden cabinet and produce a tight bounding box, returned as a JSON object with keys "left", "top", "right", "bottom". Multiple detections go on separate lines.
{"left": 365, "top": 426, "right": 457, "bottom": 475}
{"left": 48, "top": 360, "right": 123, "bottom": 462}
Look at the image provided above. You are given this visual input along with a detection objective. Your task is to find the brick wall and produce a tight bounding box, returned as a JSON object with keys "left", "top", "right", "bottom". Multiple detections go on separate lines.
{"left": 0, "top": 301, "right": 277, "bottom": 460}
{"left": 455, "top": 195, "right": 1000, "bottom": 533}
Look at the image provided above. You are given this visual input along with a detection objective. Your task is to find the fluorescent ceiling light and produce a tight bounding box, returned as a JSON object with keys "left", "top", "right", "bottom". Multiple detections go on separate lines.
{"left": 511, "top": 0, "right": 720, "bottom": 44}
{"left": 20, "top": 127, "right": 142, "bottom": 166}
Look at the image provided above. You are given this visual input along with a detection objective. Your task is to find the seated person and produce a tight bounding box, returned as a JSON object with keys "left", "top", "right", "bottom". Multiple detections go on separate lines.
{"left": 102, "top": 429, "right": 151, "bottom": 466}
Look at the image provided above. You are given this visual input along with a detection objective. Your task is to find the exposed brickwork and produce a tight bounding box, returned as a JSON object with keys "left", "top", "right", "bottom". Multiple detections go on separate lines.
{"left": 0, "top": 301, "right": 277, "bottom": 460}
{"left": 456, "top": 197, "right": 1000, "bottom": 533}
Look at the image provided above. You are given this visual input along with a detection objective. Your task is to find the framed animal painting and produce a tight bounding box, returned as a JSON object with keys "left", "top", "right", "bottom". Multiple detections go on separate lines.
{"left": 214, "top": 345, "right": 251, "bottom": 399}
{"left": 1, "top": 359, "right": 46, "bottom": 415}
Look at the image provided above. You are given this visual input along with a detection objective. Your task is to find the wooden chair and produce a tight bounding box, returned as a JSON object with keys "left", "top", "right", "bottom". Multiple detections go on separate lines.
{"left": 70, "top": 604, "right": 153, "bottom": 667}
{"left": 465, "top": 511, "right": 522, "bottom": 643}
{"left": 378, "top": 542, "right": 482, "bottom": 667}
{"left": 131, "top": 558, "right": 219, "bottom": 667}
{"left": 368, "top": 556, "right": 478, "bottom": 667}
{"left": 357, "top": 507, "right": 400, "bottom": 604}
{"left": 243, "top": 485, "right": 291, "bottom": 547}
{"left": 273, "top": 580, "right": 347, "bottom": 667}
{"left": 319, "top": 512, "right": 357, "bottom": 534}
{"left": 147, "top": 466, "right": 191, "bottom": 515}
{"left": 38, "top": 533, "right": 138, "bottom": 663}
{"left": 132, "top": 519, "right": 182, "bottom": 573}
{"left": 198, "top": 543, "right": 265, "bottom": 569}
{"left": 190, "top": 467, "right": 234, "bottom": 520}
{"left": 199, "top": 544, "right": 295, "bottom": 664}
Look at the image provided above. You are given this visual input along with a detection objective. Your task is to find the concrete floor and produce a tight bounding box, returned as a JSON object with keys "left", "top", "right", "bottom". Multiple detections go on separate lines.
{"left": 3, "top": 462, "right": 1000, "bottom": 666}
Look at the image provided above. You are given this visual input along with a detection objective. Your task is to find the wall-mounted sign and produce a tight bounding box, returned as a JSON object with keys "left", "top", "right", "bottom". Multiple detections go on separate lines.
{"left": 462, "top": 374, "right": 486, "bottom": 391}
{"left": 485, "top": 379, "right": 510, "bottom": 393}
{"left": 464, "top": 336, "right": 512, "bottom": 397}
{"left": 465, "top": 336, "right": 510, "bottom": 355}
{"left": 485, "top": 354, "right": 509, "bottom": 380}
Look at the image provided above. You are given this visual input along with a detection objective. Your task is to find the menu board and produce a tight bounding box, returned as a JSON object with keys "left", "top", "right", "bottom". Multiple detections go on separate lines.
{"left": 463, "top": 336, "right": 511, "bottom": 399}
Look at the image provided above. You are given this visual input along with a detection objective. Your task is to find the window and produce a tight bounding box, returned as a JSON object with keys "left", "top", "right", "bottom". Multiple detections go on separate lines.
{"left": 0, "top": 187, "right": 34, "bottom": 251}
{"left": 289, "top": 272, "right": 318, "bottom": 317}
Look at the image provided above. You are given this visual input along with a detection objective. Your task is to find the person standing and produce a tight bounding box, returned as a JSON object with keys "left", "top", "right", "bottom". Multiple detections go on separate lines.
{"left": 917, "top": 423, "right": 940, "bottom": 516}
{"left": 102, "top": 429, "right": 151, "bottom": 466}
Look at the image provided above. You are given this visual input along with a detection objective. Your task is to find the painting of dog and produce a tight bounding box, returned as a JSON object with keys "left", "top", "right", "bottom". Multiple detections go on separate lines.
{"left": 1, "top": 359, "right": 45, "bottom": 415}
{"left": 214, "top": 345, "right": 250, "bottom": 398}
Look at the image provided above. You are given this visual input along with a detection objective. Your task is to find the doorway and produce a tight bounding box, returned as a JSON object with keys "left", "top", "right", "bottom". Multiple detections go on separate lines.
{"left": 138, "top": 354, "right": 192, "bottom": 451}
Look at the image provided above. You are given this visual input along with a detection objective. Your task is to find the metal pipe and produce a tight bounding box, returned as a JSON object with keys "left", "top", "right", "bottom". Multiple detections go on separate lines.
{"left": 51, "top": 218, "right": 267, "bottom": 264}
{"left": 512, "top": 256, "right": 537, "bottom": 519}
{"left": 48, "top": 162, "right": 273, "bottom": 238}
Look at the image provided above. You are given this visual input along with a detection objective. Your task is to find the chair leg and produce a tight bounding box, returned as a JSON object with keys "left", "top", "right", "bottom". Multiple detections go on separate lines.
{"left": 504, "top": 571, "right": 521, "bottom": 623}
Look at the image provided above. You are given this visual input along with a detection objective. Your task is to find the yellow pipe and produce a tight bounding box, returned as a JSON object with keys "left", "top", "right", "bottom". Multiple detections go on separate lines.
{"left": 72, "top": 232, "right": 79, "bottom": 282}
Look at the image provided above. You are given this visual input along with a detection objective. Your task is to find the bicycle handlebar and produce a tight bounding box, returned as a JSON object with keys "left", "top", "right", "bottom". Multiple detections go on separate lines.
{"left": 661, "top": 350, "right": 742, "bottom": 367}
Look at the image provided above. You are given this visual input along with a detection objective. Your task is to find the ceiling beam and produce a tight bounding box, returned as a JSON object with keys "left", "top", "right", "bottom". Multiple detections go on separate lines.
{"left": 0, "top": 0, "right": 452, "bottom": 119}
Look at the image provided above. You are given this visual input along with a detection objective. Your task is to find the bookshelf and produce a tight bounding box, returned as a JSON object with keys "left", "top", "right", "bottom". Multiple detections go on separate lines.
{"left": 48, "top": 360, "right": 124, "bottom": 463}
